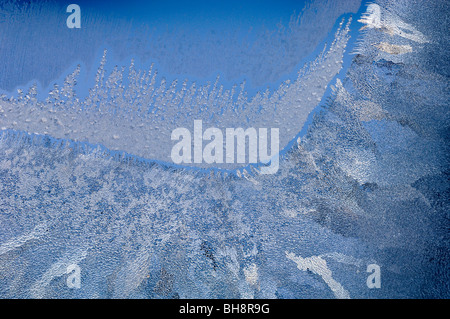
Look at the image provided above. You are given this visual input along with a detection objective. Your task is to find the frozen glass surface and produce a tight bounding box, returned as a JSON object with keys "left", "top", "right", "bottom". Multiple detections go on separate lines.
{"left": 0, "top": 0, "right": 448, "bottom": 299}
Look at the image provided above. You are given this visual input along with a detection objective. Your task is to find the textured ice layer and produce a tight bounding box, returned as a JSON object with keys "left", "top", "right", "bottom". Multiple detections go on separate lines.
{"left": 0, "top": 18, "right": 352, "bottom": 170}
{"left": 0, "top": 0, "right": 449, "bottom": 299}
{"left": 0, "top": 0, "right": 361, "bottom": 91}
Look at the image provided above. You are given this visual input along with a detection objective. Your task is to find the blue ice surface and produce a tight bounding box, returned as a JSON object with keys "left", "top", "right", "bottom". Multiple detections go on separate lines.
{"left": 0, "top": 0, "right": 367, "bottom": 174}
{"left": 0, "top": 0, "right": 361, "bottom": 98}
{"left": 0, "top": 0, "right": 310, "bottom": 93}
{"left": 0, "top": 0, "right": 448, "bottom": 299}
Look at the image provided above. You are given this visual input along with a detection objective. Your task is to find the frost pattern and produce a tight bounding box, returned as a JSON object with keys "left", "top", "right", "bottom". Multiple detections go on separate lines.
{"left": 286, "top": 252, "right": 350, "bottom": 299}
{"left": 0, "top": 0, "right": 449, "bottom": 299}
{"left": 0, "top": 0, "right": 362, "bottom": 91}
{"left": 1, "top": 18, "right": 352, "bottom": 170}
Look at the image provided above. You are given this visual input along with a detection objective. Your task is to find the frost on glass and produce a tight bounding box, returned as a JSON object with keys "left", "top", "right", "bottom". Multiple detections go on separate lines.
{"left": 0, "top": 0, "right": 362, "bottom": 91}
{"left": 0, "top": 0, "right": 449, "bottom": 299}
{"left": 0, "top": 18, "right": 352, "bottom": 170}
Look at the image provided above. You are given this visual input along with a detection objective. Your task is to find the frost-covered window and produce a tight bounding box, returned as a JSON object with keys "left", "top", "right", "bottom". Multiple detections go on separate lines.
{"left": 0, "top": 0, "right": 448, "bottom": 301}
